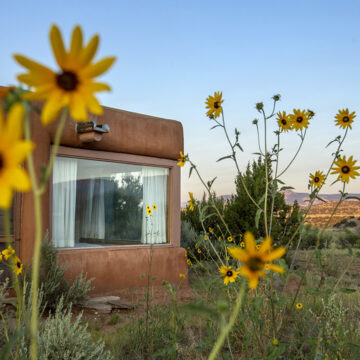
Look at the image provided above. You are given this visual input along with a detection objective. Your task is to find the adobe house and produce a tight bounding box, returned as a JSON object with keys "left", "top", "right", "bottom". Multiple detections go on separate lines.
{"left": 1, "top": 93, "right": 187, "bottom": 294}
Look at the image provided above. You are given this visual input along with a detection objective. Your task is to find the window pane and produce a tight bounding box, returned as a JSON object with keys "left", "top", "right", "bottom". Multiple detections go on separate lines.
{"left": 52, "top": 157, "right": 169, "bottom": 248}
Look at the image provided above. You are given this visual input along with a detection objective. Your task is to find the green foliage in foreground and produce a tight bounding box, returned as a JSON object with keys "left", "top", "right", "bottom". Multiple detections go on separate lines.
{"left": 88, "top": 256, "right": 360, "bottom": 359}
{"left": 30, "top": 240, "right": 93, "bottom": 310}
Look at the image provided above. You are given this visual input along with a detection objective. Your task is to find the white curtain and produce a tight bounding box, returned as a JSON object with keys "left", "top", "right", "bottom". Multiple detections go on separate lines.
{"left": 141, "top": 166, "right": 169, "bottom": 244}
{"left": 52, "top": 158, "right": 78, "bottom": 248}
{"left": 81, "top": 178, "right": 105, "bottom": 240}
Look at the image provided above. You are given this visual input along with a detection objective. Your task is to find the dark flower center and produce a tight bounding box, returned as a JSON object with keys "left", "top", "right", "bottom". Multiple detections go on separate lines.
{"left": 247, "top": 257, "right": 264, "bottom": 272}
{"left": 56, "top": 71, "right": 79, "bottom": 91}
{"left": 226, "top": 270, "right": 233, "bottom": 277}
{"left": 296, "top": 117, "right": 303, "bottom": 123}
{"left": 342, "top": 116, "right": 349, "bottom": 123}
{"left": 341, "top": 165, "right": 350, "bottom": 174}
{"left": 314, "top": 177, "right": 320, "bottom": 182}
{"left": 281, "top": 119, "right": 287, "bottom": 125}
{"left": 214, "top": 101, "right": 220, "bottom": 109}
{"left": 0, "top": 154, "right": 4, "bottom": 171}
{"left": 16, "top": 261, "right": 21, "bottom": 269}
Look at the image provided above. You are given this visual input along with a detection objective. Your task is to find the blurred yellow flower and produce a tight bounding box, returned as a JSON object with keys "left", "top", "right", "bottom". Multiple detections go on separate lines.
{"left": 276, "top": 111, "right": 293, "bottom": 132}
{"left": 225, "top": 256, "right": 230, "bottom": 261}
{"left": 228, "top": 231, "right": 286, "bottom": 289}
{"left": 13, "top": 256, "right": 23, "bottom": 275}
{"left": 218, "top": 236, "right": 222, "bottom": 241}
{"left": 197, "top": 249, "right": 202, "bottom": 254}
{"left": 331, "top": 155, "right": 360, "bottom": 183}
{"left": 14, "top": 24, "right": 115, "bottom": 125}
{"left": 179, "top": 273, "right": 186, "bottom": 279}
{"left": 152, "top": 204, "right": 158, "bottom": 210}
{"left": 177, "top": 151, "right": 186, "bottom": 167}
{"left": 187, "top": 259, "right": 192, "bottom": 266}
{"left": 205, "top": 91, "right": 223, "bottom": 118}
{"left": 0, "top": 103, "right": 34, "bottom": 209}
{"left": 227, "top": 236, "right": 233, "bottom": 242}
{"left": 309, "top": 170, "right": 325, "bottom": 189}
{"left": 2, "top": 244, "right": 15, "bottom": 260}
{"left": 240, "top": 241, "right": 245, "bottom": 248}
{"left": 335, "top": 109, "right": 355, "bottom": 130}
{"left": 204, "top": 235, "right": 209, "bottom": 240}
{"left": 219, "top": 265, "right": 239, "bottom": 285}
{"left": 272, "top": 339, "right": 279, "bottom": 346}
{"left": 289, "top": 109, "right": 310, "bottom": 131}
{"left": 296, "top": 302, "right": 303, "bottom": 309}
{"left": 208, "top": 227, "right": 213, "bottom": 233}
{"left": 187, "top": 192, "right": 195, "bottom": 211}
{"left": 146, "top": 208, "right": 152, "bottom": 215}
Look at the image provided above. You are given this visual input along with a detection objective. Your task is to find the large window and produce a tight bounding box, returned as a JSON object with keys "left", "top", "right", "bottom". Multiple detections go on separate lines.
{"left": 52, "top": 156, "right": 169, "bottom": 248}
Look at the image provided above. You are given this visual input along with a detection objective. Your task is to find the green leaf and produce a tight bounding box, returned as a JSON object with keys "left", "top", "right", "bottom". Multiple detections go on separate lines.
{"left": 235, "top": 143, "right": 244, "bottom": 152}
{"left": 315, "top": 195, "right": 327, "bottom": 203}
{"left": 217, "top": 155, "right": 233, "bottom": 162}
{"left": 210, "top": 124, "right": 222, "bottom": 130}
{"left": 257, "top": 194, "right": 266, "bottom": 206}
{"left": 345, "top": 196, "right": 360, "bottom": 201}
{"left": 188, "top": 166, "right": 194, "bottom": 178}
{"left": 255, "top": 208, "right": 263, "bottom": 229}
{"left": 339, "top": 288, "right": 356, "bottom": 293}
{"left": 280, "top": 186, "right": 294, "bottom": 191}
{"left": 182, "top": 302, "right": 220, "bottom": 321}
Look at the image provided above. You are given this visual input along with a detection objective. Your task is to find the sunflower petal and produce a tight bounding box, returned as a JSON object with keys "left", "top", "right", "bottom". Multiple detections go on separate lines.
{"left": 13, "top": 55, "right": 54, "bottom": 76}
{"left": 50, "top": 25, "right": 67, "bottom": 68}
{"left": 244, "top": 231, "right": 256, "bottom": 255}
{"left": 84, "top": 94, "right": 103, "bottom": 115}
{"left": 41, "top": 94, "right": 66, "bottom": 125}
{"left": 8, "top": 141, "right": 34, "bottom": 165}
{"left": 227, "top": 247, "right": 249, "bottom": 262}
{"left": 18, "top": 72, "right": 55, "bottom": 87}
{"left": 83, "top": 57, "right": 116, "bottom": 78}
{"left": 0, "top": 185, "right": 13, "bottom": 209}
{"left": 87, "top": 82, "right": 111, "bottom": 92}
{"left": 6, "top": 168, "right": 31, "bottom": 191}
{"left": 5, "top": 103, "right": 25, "bottom": 140}
{"left": 267, "top": 264, "right": 285, "bottom": 274}
{"left": 263, "top": 247, "right": 286, "bottom": 262}
{"left": 248, "top": 276, "right": 259, "bottom": 289}
{"left": 258, "top": 236, "right": 272, "bottom": 255}
{"left": 21, "top": 84, "right": 56, "bottom": 100}
{"left": 0, "top": 105, "right": 4, "bottom": 132}
{"left": 69, "top": 94, "right": 88, "bottom": 121}
{"left": 80, "top": 35, "right": 99, "bottom": 67}
{"left": 70, "top": 25, "right": 83, "bottom": 59}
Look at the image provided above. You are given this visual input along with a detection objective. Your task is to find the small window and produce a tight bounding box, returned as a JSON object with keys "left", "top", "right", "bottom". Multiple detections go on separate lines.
{"left": 52, "top": 156, "right": 169, "bottom": 248}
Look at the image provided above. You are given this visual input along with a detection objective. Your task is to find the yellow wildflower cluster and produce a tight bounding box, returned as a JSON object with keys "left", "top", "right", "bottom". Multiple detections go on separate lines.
{"left": 1, "top": 245, "right": 23, "bottom": 275}
{"left": 276, "top": 109, "right": 312, "bottom": 132}
{"left": 219, "top": 232, "right": 285, "bottom": 288}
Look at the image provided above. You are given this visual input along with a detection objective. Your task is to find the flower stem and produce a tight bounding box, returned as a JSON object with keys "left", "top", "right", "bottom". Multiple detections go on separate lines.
{"left": 208, "top": 281, "right": 246, "bottom": 360}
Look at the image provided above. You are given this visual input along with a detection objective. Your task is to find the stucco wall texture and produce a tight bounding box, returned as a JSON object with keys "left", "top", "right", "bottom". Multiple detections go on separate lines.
{"left": 20, "top": 103, "right": 187, "bottom": 294}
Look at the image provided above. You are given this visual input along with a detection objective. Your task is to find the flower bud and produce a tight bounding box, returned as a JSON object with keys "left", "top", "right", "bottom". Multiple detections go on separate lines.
{"left": 272, "top": 94, "right": 281, "bottom": 101}
{"left": 252, "top": 119, "right": 258, "bottom": 125}
{"left": 255, "top": 102, "right": 264, "bottom": 112}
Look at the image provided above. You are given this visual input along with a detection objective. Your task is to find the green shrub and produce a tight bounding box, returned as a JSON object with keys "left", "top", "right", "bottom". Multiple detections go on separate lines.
{"left": 20, "top": 298, "right": 113, "bottom": 360}
{"left": 181, "top": 220, "right": 197, "bottom": 249}
{"left": 337, "top": 229, "right": 360, "bottom": 248}
{"left": 29, "top": 239, "right": 93, "bottom": 310}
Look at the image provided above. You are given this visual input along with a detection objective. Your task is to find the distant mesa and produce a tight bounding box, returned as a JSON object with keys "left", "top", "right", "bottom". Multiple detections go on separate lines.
{"left": 282, "top": 190, "right": 360, "bottom": 206}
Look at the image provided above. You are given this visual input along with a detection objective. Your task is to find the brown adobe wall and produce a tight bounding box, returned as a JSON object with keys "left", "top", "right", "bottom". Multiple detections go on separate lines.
{"left": 15, "top": 101, "right": 187, "bottom": 293}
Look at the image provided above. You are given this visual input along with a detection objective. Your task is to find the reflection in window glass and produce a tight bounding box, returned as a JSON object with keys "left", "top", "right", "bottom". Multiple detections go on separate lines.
{"left": 52, "top": 157, "right": 169, "bottom": 248}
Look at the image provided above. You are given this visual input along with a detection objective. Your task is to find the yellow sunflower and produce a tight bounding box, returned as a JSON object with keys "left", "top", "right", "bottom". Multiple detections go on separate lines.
{"left": 309, "top": 170, "right": 325, "bottom": 189}
{"left": 197, "top": 249, "right": 202, "bottom": 254}
{"left": 152, "top": 204, "right": 158, "bottom": 210}
{"left": 205, "top": 91, "right": 223, "bottom": 118}
{"left": 289, "top": 109, "right": 310, "bottom": 131}
{"left": 0, "top": 103, "right": 34, "bottom": 208}
{"left": 13, "top": 256, "right": 23, "bottom": 275}
{"left": 14, "top": 25, "right": 116, "bottom": 125}
{"left": 146, "top": 208, "right": 152, "bottom": 215}
{"left": 219, "top": 265, "right": 239, "bottom": 285}
{"left": 177, "top": 151, "right": 186, "bottom": 167}
{"left": 187, "top": 192, "right": 195, "bottom": 211}
{"left": 209, "top": 227, "right": 214, "bottom": 233}
{"left": 2, "top": 244, "right": 15, "bottom": 260}
{"left": 334, "top": 109, "right": 355, "bottom": 130}
{"left": 228, "top": 231, "right": 286, "bottom": 289}
{"left": 331, "top": 155, "right": 360, "bottom": 183}
{"left": 179, "top": 273, "right": 186, "bottom": 279}
{"left": 240, "top": 241, "right": 245, "bottom": 248}
{"left": 227, "top": 236, "right": 233, "bottom": 242}
{"left": 296, "top": 303, "right": 303, "bottom": 309}
{"left": 276, "top": 111, "right": 293, "bottom": 132}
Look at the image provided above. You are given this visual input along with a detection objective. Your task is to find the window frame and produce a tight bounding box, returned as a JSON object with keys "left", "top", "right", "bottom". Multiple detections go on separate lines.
{"left": 50, "top": 146, "right": 178, "bottom": 251}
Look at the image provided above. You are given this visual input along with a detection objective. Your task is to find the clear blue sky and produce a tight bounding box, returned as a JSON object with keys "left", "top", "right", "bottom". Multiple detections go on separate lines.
{"left": 2, "top": 0, "right": 360, "bottom": 202}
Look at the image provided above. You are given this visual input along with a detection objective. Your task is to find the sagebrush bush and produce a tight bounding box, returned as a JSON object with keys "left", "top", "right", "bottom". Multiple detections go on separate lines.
{"left": 30, "top": 239, "right": 92, "bottom": 310}
{"left": 19, "top": 298, "right": 113, "bottom": 360}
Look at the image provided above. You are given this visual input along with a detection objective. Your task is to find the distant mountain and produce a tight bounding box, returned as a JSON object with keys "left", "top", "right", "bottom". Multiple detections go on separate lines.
{"left": 181, "top": 190, "right": 360, "bottom": 208}
{"left": 282, "top": 190, "right": 360, "bottom": 206}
